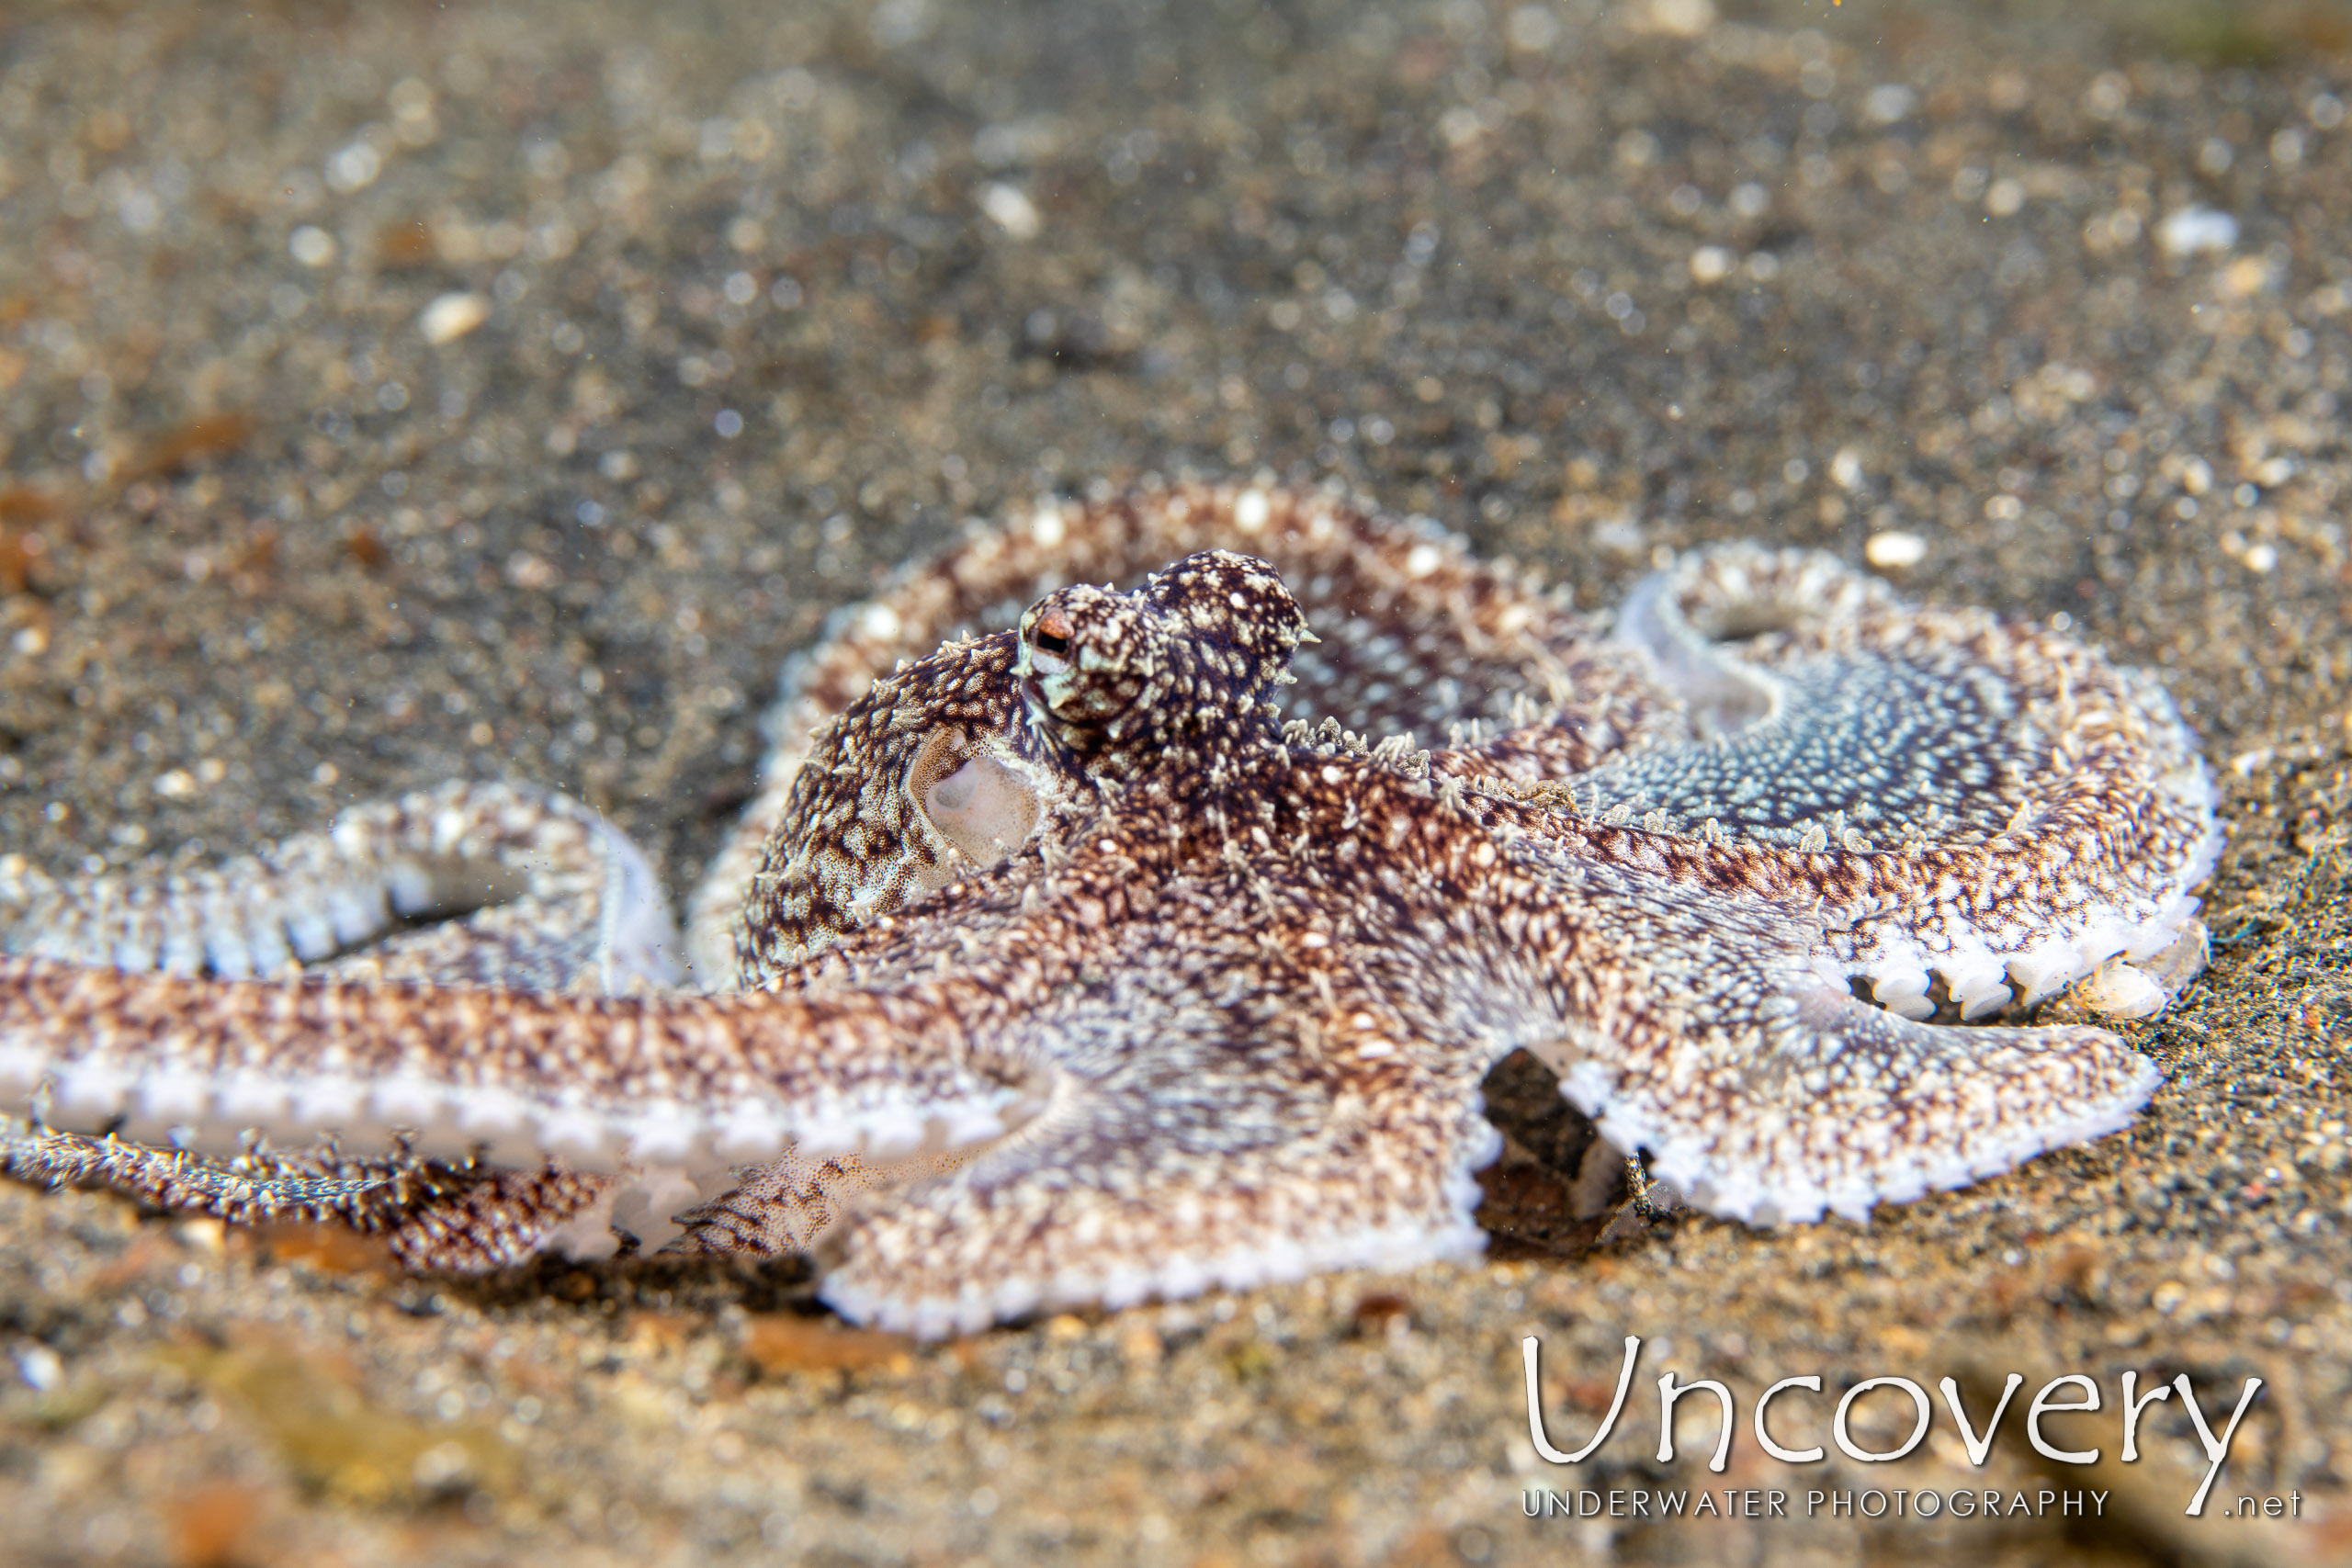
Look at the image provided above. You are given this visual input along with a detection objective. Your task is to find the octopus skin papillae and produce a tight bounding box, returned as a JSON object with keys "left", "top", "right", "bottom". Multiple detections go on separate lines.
{"left": 0, "top": 480, "right": 2221, "bottom": 1338}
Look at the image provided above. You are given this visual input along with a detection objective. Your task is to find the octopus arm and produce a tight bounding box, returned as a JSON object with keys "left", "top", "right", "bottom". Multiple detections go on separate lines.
{"left": 0, "top": 956, "right": 1046, "bottom": 1248}
{"left": 1486, "top": 841, "right": 2154, "bottom": 1232}
{"left": 0, "top": 781, "right": 695, "bottom": 1266}
{"left": 0, "top": 780, "right": 679, "bottom": 993}
{"left": 803, "top": 965, "right": 1503, "bottom": 1339}
{"left": 1599, "top": 543, "right": 2218, "bottom": 1019}
{"left": 0, "top": 1117, "right": 610, "bottom": 1272}
{"left": 1521, "top": 863, "right": 2160, "bottom": 1225}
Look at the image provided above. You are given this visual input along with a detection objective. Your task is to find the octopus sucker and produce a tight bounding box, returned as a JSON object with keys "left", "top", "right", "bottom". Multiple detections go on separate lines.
{"left": 1, "top": 481, "right": 2216, "bottom": 1335}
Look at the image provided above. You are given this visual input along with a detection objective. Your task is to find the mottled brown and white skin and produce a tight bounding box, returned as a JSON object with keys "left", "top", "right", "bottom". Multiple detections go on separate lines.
{"left": 0, "top": 480, "right": 2220, "bottom": 1336}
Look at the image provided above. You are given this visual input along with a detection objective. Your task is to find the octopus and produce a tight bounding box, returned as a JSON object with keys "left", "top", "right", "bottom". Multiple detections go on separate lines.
{"left": 0, "top": 480, "right": 2220, "bottom": 1337}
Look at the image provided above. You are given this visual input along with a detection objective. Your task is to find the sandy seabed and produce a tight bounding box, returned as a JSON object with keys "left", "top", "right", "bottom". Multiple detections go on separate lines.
{"left": 2, "top": 2, "right": 2349, "bottom": 1563}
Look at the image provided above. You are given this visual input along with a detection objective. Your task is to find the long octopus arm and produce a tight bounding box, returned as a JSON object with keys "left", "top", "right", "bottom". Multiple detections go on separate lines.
{"left": 1594, "top": 543, "right": 2219, "bottom": 1019}
{"left": 1504, "top": 850, "right": 2161, "bottom": 1226}
{"left": 0, "top": 780, "right": 679, "bottom": 993}
{"left": 0, "top": 957, "right": 1044, "bottom": 1209}
{"left": 800, "top": 955, "right": 1503, "bottom": 1340}
{"left": 816, "top": 1092, "right": 1498, "bottom": 1342}
{"left": 1, "top": 780, "right": 689, "bottom": 1258}
{"left": 0, "top": 1120, "right": 610, "bottom": 1271}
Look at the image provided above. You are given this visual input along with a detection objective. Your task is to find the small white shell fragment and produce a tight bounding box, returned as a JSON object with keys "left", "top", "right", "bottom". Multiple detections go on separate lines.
{"left": 418, "top": 291, "right": 491, "bottom": 345}
{"left": 1863, "top": 530, "right": 1928, "bottom": 570}
{"left": 2156, "top": 204, "right": 2237, "bottom": 258}
{"left": 979, "top": 183, "right": 1041, "bottom": 241}
{"left": 288, "top": 225, "right": 337, "bottom": 267}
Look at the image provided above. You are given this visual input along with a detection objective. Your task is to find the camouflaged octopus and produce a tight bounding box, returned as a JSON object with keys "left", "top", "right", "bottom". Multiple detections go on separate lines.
{"left": 0, "top": 481, "right": 2220, "bottom": 1337}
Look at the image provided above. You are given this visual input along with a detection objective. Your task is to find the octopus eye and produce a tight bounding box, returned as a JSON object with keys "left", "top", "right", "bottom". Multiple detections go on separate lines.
{"left": 1025, "top": 610, "right": 1076, "bottom": 675}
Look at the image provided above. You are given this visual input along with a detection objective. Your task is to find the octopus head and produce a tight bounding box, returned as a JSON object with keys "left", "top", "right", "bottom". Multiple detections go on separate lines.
{"left": 743, "top": 550, "right": 1307, "bottom": 968}
{"left": 747, "top": 631, "right": 1067, "bottom": 965}
{"left": 902, "top": 725, "right": 1039, "bottom": 875}
{"left": 1016, "top": 549, "right": 1311, "bottom": 776}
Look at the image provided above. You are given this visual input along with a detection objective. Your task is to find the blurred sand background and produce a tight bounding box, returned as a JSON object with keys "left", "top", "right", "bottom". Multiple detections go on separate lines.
{"left": 1, "top": 1, "right": 2349, "bottom": 1562}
